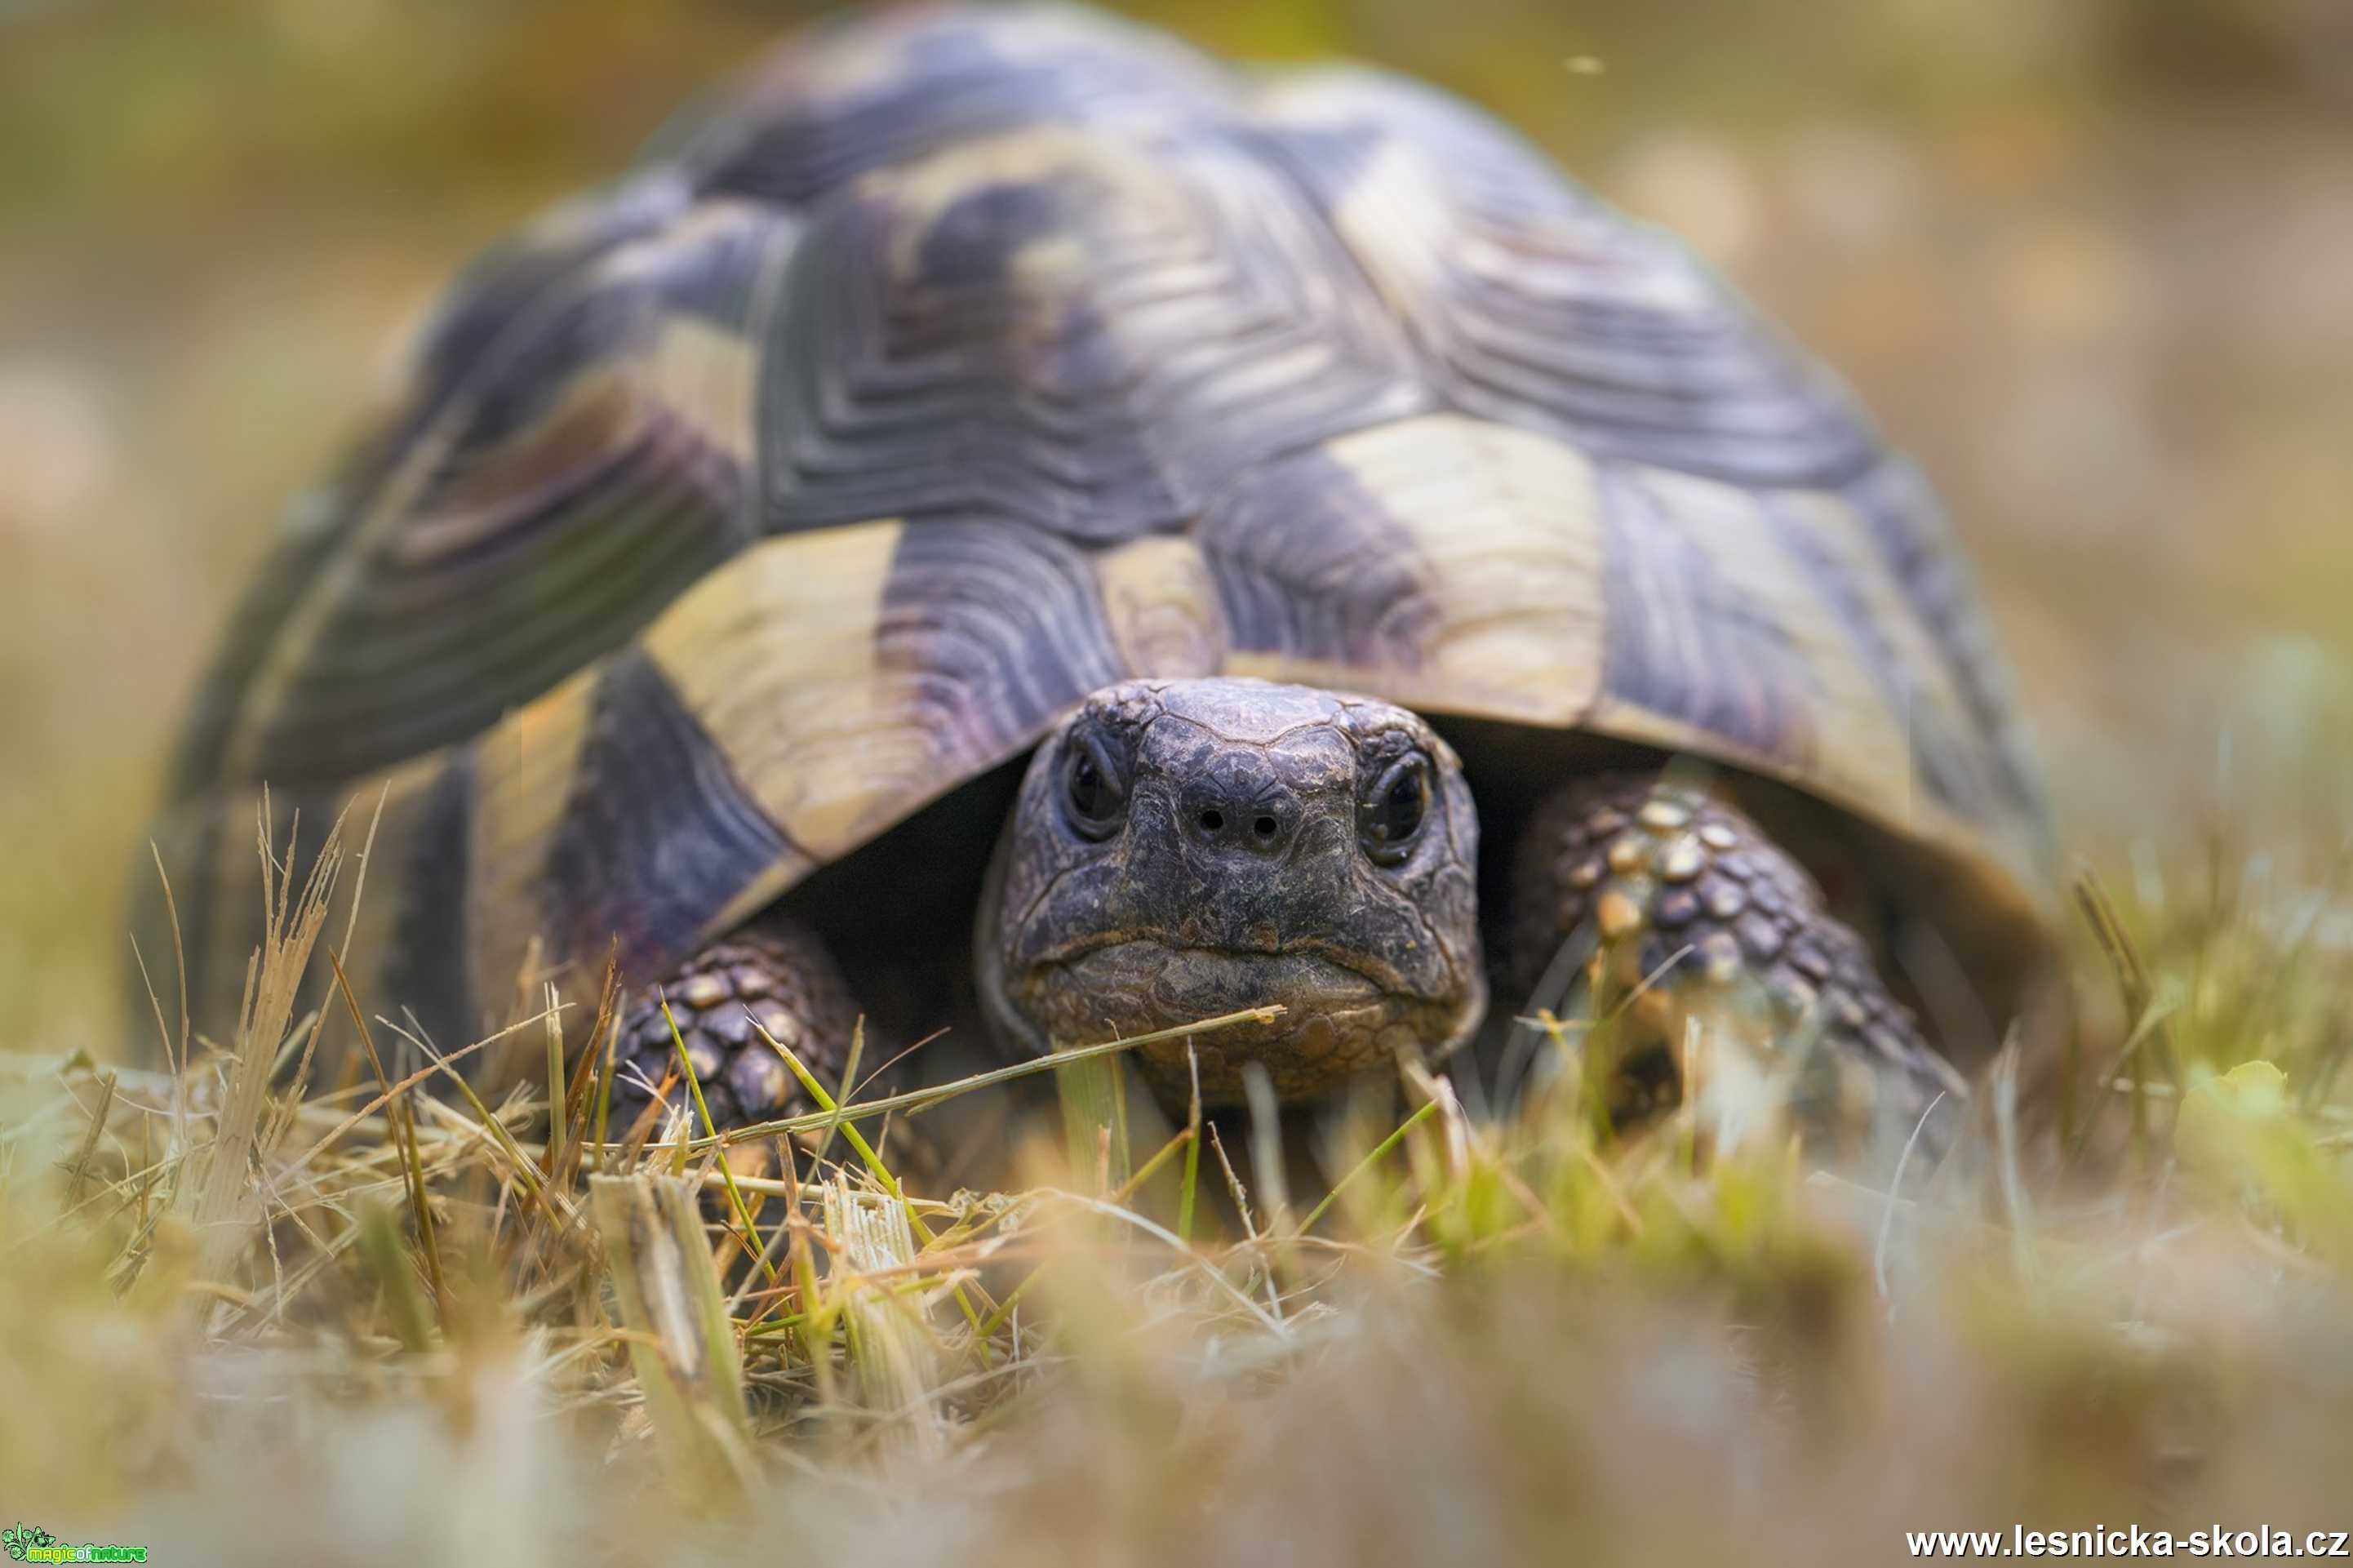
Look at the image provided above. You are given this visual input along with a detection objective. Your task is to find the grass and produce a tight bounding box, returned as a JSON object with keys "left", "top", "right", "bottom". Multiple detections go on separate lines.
{"left": 2, "top": 815, "right": 2351, "bottom": 1565}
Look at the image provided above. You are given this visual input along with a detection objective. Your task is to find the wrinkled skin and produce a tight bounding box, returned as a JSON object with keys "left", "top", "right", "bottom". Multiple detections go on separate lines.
{"left": 976, "top": 677, "right": 1486, "bottom": 1104}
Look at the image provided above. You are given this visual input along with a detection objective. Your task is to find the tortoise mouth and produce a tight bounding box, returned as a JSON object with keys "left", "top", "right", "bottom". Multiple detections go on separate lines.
{"left": 1028, "top": 931, "right": 1410, "bottom": 1002}
{"left": 1043, "top": 939, "right": 1389, "bottom": 1016}
{"left": 1018, "top": 937, "right": 1443, "bottom": 1104}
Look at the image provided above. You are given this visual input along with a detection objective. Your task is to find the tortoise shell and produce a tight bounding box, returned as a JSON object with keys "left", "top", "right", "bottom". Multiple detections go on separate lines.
{"left": 141, "top": 4, "right": 2053, "bottom": 1052}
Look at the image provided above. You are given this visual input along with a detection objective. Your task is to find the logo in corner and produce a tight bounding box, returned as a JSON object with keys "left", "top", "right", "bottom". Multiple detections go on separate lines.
{"left": 1, "top": 1526, "right": 52, "bottom": 1562}
{"left": 2, "top": 1525, "right": 147, "bottom": 1563}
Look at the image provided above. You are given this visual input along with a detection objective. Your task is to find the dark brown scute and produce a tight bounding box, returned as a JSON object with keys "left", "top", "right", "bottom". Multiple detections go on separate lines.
{"left": 381, "top": 748, "right": 477, "bottom": 1053}
{"left": 1838, "top": 457, "right": 2049, "bottom": 846}
{"left": 681, "top": 6, "right": 1231, "bottom": 206}
{"left": 1254, "top": 68, "right": 1883, "bottom": 489}
{"left": 538, "top": 651, "right": 795, "bottom": 984}
{"left": 1595, "top": 461, "right": 1813, "bottom": 762}
{"left": 878, "top": 519, "right": 1125, "bottom": 758}
{"left": 1196, "top": 440, "right": 1436, "bottom": 670}
{"left": 410, "top": 173, "right": 691, "bottom": 418}
{"left": 751, "top": 125, "right": 1422, "bottom": 542}
{"left": 198, "top": 201, "right": 785, "bottom": 790}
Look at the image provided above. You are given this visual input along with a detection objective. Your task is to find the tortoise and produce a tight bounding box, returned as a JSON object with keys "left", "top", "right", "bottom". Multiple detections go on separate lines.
{"left": 135, "top": 2, "right": 2058, "bottom": 1159}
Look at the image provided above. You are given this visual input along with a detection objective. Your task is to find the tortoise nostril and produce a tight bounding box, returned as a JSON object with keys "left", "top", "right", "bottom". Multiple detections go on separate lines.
{"left": 1183, "top": 752, "right": 1299, "bottom": 853}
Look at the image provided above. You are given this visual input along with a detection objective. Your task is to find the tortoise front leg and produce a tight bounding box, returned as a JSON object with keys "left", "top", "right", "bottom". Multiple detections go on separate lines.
{"left": 1506, "top": 774, "right": 1967, "bottom": 1158}
{"left": 608, "top": 917, "right": 859, "bottom": 1148}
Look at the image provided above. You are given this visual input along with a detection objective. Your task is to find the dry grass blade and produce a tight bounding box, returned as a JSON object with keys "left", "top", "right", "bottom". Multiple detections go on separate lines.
{"left": 590, "top": 1172, "right": 758, "bottom": 1499}
{"left": 662, "top": 994, "right": 778, "bottom": 1288}
{"left": 761, "top": 1019, "right": 998, "bottom": 1348}
{"left": 2075, "top": 861, "right": 2182, "bottom": 1147}
{"left": 823, "top": 1175, "right": 948, "bottom": 1459}
{"left": 142, "top": 840, "right": 190, "bottom": 1081}
{"left": 1054, "top": 1036, "right": 1131, "bottom": 1193}
{"left": 325, "top": 944, "right": 446, "bottom": 1314}
{"left": 1299, "top": 1098, "right": 1441, "bottom": 1235}
{"left": 1177, "top": 1042, "right": 1206, "bottom": 1245}
{"left": 182, "top": 802, "right": 343, "bottom": 1298}
{"left": 63, "top": 1069, "right": 115, "bottom": 1205}
{"left": 695, "top": 1004, "right": 1286, "bottom": 1152}
{"left": 356, "top": 1198, "right": 435, "bottom": 1353}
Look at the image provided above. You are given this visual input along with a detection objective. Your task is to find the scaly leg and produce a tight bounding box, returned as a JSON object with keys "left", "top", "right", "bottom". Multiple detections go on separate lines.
{"left": 1507, "top": 774, "right": 1966, "bottom": 1158}
{"left": 607, "top": 919, "right": 859, "bottom": 1151}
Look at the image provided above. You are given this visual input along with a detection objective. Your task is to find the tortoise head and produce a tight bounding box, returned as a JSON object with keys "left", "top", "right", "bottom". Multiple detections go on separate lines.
{"left": 976, "top": 677, "right": 1485, "bottom": 1105}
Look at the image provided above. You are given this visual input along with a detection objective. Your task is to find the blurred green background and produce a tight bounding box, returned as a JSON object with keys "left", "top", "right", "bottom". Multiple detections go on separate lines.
{"left": 4, "top": 0, "right": 2351, "bottom": 1056}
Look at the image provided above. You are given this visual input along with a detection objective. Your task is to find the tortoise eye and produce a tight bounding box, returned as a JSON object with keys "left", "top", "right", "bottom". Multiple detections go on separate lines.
{"left": 1359, "top": 753, "right": 1431, "bottom": 866}
{"left": 1061, "top": 731, "right": 1127, "bottom": 840}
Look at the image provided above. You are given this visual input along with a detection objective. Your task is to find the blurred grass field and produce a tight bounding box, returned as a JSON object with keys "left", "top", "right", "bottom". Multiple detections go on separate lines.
{"left": 4, "top": 0, "right": 2353, "bottom": 1558}
{"left": 5, "top": 835, "right": 2352, "bottom": 1562}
